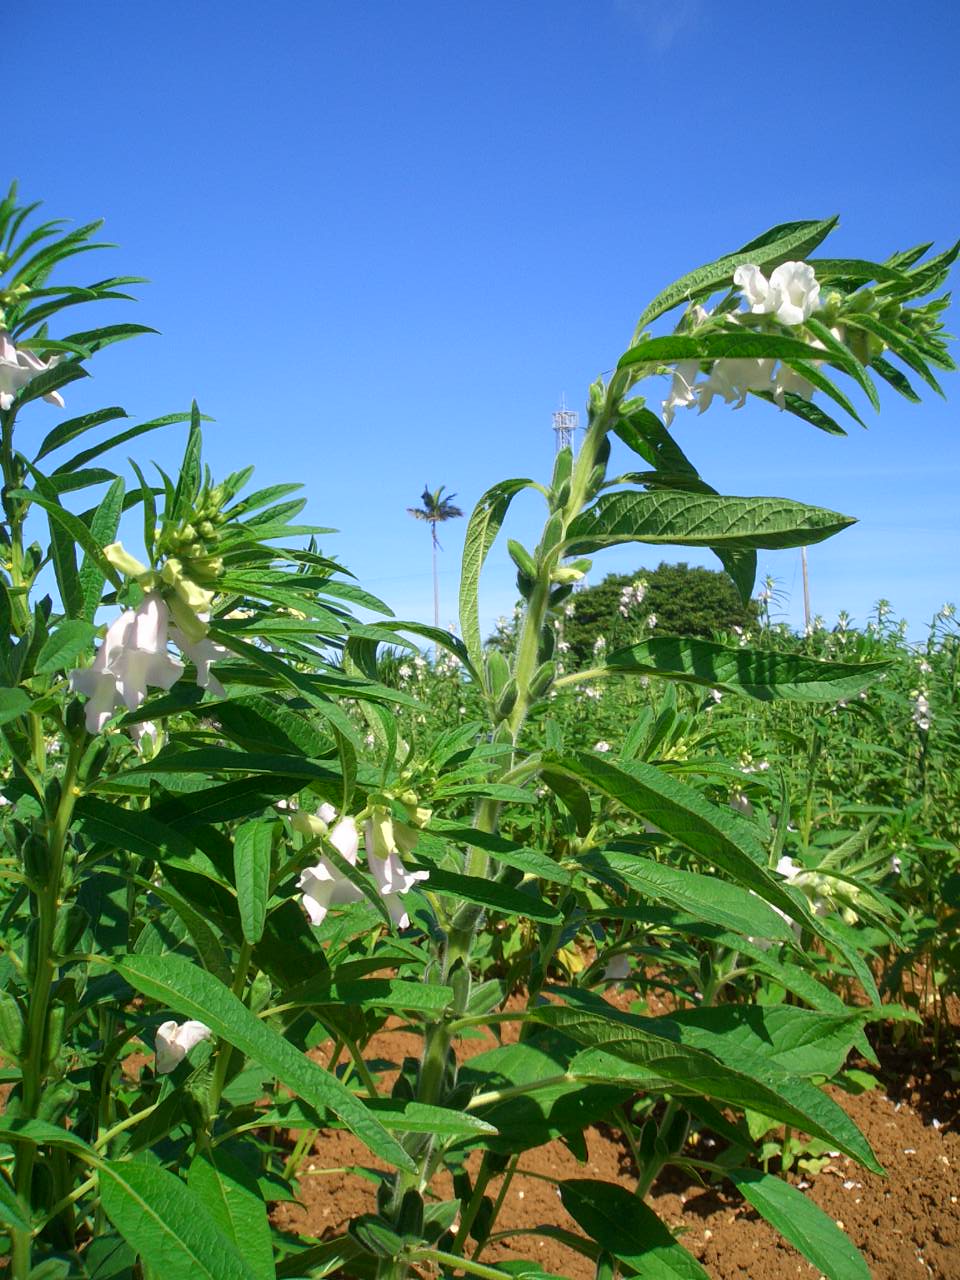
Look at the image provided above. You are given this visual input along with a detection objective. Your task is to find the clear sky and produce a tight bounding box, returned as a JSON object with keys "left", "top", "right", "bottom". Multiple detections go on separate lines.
{"left": 8, "top": 1, "right": 959, "bottom": 640}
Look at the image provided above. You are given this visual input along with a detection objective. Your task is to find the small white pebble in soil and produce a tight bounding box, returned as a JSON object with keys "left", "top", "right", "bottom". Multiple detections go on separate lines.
{"left": 904, "top": 1147, "right": 917, "bottom": 1154}
{"left": 517, "top": 1190, "right": 524, "bottom": 1200}
{"left": 932, "top": 1118, "right": 942, "bottom": 1130}
{"left": 843, "top": 1180, "right": 862, "bottom": 1190}
{"left": 704, "top": 1230, "right": 712, "bottom": 1240}
{"left": 836, "top": 1221, "right": 844, "bottom": 1230}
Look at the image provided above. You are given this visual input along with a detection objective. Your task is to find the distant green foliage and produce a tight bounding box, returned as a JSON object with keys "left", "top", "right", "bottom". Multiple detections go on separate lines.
{"left": 561, "top": 561, "right": 759, "bottom": 664}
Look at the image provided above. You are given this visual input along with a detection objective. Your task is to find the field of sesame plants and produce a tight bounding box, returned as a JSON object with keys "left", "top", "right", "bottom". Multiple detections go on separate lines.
{"left": 0, "top": 186, "right": 957, "bottom": 1280}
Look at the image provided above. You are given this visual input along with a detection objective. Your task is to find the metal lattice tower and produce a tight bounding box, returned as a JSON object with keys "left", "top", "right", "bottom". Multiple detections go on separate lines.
{"left": 552, "top": 394, "right": 579, "bottom": 454}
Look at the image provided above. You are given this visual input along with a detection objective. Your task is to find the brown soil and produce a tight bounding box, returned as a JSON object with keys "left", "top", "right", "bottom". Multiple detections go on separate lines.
{"left": 272, "top": 1014, "right": 960, "bottom": 1280}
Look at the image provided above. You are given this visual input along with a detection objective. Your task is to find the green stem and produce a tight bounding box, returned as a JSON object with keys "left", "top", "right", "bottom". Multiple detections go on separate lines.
{"left": 450, "top": 1154, "right": 494, "bottom": 1255}
{"left": 408, "top": 1248, "right": 515, "bottom": 1280}
{"left": 472, "top": 1153, "right": 519, "bottom": 1260}
{"left": 207, "top": 939, "right": 252, "bottom": 1123}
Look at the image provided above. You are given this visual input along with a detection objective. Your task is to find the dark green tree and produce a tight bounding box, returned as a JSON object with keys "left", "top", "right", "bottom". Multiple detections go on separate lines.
{"left": 561, "top": 561, "right": 759, "bottom": 664}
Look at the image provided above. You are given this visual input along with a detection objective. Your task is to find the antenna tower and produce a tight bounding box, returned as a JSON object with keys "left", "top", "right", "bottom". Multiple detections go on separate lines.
{"left": 552, "top": 394, "right": 579, "bottom": 454}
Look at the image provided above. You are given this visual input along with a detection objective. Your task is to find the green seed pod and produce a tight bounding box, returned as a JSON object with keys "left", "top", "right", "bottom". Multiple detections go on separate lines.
{"left": 36, "top": 1079, "right": 77, "bottom": 1125}
{"left": 529, "top": 660, "right": 557, "bottom": 700}
{"left": 550, "top": 445, "right": 573, "bottom": 493}
{"left": 65, "top": 697, "right": 87, "bottom": 736}
{"left": 548, "top": 583, "right": 574, "bottom": 608}
{"left": 42, "top": 1003, "right": 66, "bottom": 1071}
{"left": 507, "top": 539, "right": 537, "bottom": 579}
{"left": 248, "top": 970, "right": 273, "bottom": 1015}
{"left": 516, "top": 568, "right": 536, "bottom": 599}
{"left": 23, "top": 833, "right": 51, "bottom": 889}
{"left": 698, "top": 951, "right": 712, "bottom": 991}
{"left": 449, "top": 960, "right": 471, "bottom": 1014}
{"left": 537, "top": 624, "right": 556, "bottom": 663}
{"left": 484, "top": 648, "right": 511, "bottom": 697}
{"left": 53, "top": 903, "right": 90, "bottom": 957}
{"left": 0, "top": 990, "right": 24, "bottom": 1060}
{"left": 43, "top": 776, "right": 62, "bottom": 820}
{"left": 23, "top": 919, "right": 40, "bottom": 984}
{"left": 78, "top": 739, "right": 111, "bottom": 784}
{"left": 396, "top": 1188, "right": 424, "bottom": 1239}
{"left": 495, "top": 679, "right": 518, "bottom": 721}
{"left": 539, "top": 511, "right": 564, "bottom": 555}
{"left": 665, "top": 1106, "right": 690, "bottom": 1156}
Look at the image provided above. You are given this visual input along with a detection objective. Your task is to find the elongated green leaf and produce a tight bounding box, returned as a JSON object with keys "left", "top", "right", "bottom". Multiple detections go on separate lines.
{"left": 620, "top": 331, "right": 833, "bottom": 371}
{"left": 804, "top": 317, "right": 880, "bottom": 410}
{"left": 560, "top": 1180, "right": 709, "bottom": 1278}
{"left": 188, "top": 1150, "right": 275, "bottom": 1280}
{"left": 0, "top": 688, "right": 31, "bottom": 726}
{"left": 752, "top": 388, "right": 847, "bottom": 436}
{"left": 8, "top": 488, "right": 121, "bottom": 592}
{"left": 845, "top": 313, "right": 945, "bottom": 395}
{"left": 52, "top": 412, "right": 195, "bottom": 476}
{"left": 80, "top": 476, "right": 125, "bottom": 620}
{"left": 74, "top": 796, "right": 200, "bottom": 864}
{"left": 375, "top": 619, "right": 477, "bottom": 680}
{"left": 429, "top": 824, "right": 572, "bottom": 884}
{"left": 727, "top": 1167, "right": 870, "bottom": 1280}
{"left": 233, "top": 821, "right": 273, "bottom": 945}
{"left": 871, "top": 354, "right": 920, "bottom": 402}
{"left": 459, "top": 478, "right": 535, "bottom": 673}
{"left": 632, "top": 217, "right": 837, "bottom": 335}
{"left": 580, "top": 851, "right": 793, "bottom": 942}
{"left": 531, "top": 1002, "right": 880, "bottom": 1171}
{"left": 597, "top": 636, "right": 889, "bottom": 702}
{"left": 0, "top": 1118, "right": 96, "bottom": 1157}
{"left": 265, "top": 1095, "right": 496, "bottom": 1138}
{"left": 34, "top": 406, "right": 128, "bottom": 463}
{"left": 281, "top": 976, "right": 453, "bottom": 1015}
{"left": 100, "top": 1160, "right": 259, "bottom": 1280}
{"left": 34, "top": 619, "right": 97, "bottom": 674}
{"left": 12, "top": 358, "right": 88, "bottom": 410}
{"left": 565, "top": 491, "right": 853, "bottom": 556}
{"left": 112, "top": 953, "right": 416, "bottom": 1172}
{"left": 0, "top": 1176, "right": 30, "bottom": 1232}
{"left": 663, "top": 1005, "right": 867, "bottom": 1079}
{"left": 417, "top": 864, "right": 562, "bottom": 923}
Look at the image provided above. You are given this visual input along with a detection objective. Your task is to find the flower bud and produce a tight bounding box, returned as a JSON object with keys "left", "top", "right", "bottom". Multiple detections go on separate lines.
{"left": 550, "top": 565, "right": 584, "bottom": 585}
{"left": 103, "top": 541, "right": 149, "bottom": 579}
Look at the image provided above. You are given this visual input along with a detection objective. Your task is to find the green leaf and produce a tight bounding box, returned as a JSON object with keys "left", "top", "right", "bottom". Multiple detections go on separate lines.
{"left": 459, "top": 478, "right": 536, "bottom": 673}
{"left": 565, "top": 491, "right": 854, "bottom": 556}
{"left": 429, "top": 824, "right": 572, "bottom": 884}
{"left": 99, "top": 1160, "right": 259, "bottom": 1280}
{"left": 171, "top": 402, "right": 203, "bottom": 523}
{"left": 8, "top": 488, "right": 121, "bottom": 593}
{"left": 233, "top": 821, "right": 273, "bottom": 945}
{"left": 265, "top": 1095, "right": 496, "bottom": 1138}
{"left": 598, "top": 636, "right": 889, "bottom": 701}
{"left": 664, "top": 1005, "right": 867, "bottom": 1079}
{"left": 280, "top": 976, "right": 453, "bottom": 1016}
{"left": 52, "top": 412, "right": 195, "bottom": 476}
{"left": 74, "top": 797, "right": 200, "bottom": 864}
{"left": 0, "top": 1117, "right": 96, "bottom": 1157}
{"left": 34, "top": 619, "right": 97, "bottom": 674}
{"left": 620, "top": 331, "right": 834, "bottom": 371}
{"left": 752, "top": 388, "right": 848, "bottom": 437}
{"left": 560, "top": 1179, "right": 710, "bottom": 1277}
{"left": 12, "top": 358, "right": 88, "bottom": 410}
{"left": 33, "top": 406, "right": 128, "bottom": 463}
{"left": 727, "top": 1167, "right": 870, "bottom": 1280}
{"left": 188, "top": 1150, "right": 275, "bottom": 1280}
{"left": 416, "top": 864, "right": 562, "bottom": 923}
{"left": 531, "top": 1002, "right": 880, "bottom": 1171}
{"left": 0, "top": 1176, "right": 31, "bottom": 1232}
{"left": 579, "top": 851, "right": 794, "bottom": 942}
{"left": 632, "top": 217, "right": 837, "bottom": 334}
{"left": 0, "top": 687, "right": 31, "bottom": 726}
{"left": 80, "top": 476, "right": 125, "bottom": 620}
{"left": 111, "top": 953, "right": 416, "bottom": 1172}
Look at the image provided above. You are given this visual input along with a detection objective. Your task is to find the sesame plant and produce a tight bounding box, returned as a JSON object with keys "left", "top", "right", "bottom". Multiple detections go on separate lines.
{"left": 0, "top": 185, "right": 956, "bottom": 1280}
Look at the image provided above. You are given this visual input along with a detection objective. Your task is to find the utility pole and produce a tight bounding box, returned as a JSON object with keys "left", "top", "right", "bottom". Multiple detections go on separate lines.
{"left": 801, "top": 546, "right": 812, "bottom": 634}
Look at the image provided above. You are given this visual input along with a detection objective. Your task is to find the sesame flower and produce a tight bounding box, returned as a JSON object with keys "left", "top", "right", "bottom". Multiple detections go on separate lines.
{"left": 0, "top": 331, "right": 65, "bottom": 411}
{"left": 154, "top": 1019, "right": 212, "bottom": 1074}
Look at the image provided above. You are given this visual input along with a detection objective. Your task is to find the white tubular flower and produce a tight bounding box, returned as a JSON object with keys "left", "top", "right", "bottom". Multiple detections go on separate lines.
{"left": 170, "top": 626, "right": 229, "bottom": 697}
{"left": 69, "top": 594, "right": 183, "bottom": 734}
{"left": 698, "top": 358, "right": 775, "bottom": 412}
{"left": 602, "top": 953, "right": 631, "bottom": 983}
{"left": 733, "top": 264, "right": 779, "bottom": 315}
{"left": 593, "top": 740, "right": 612, "bottom": 753}
{"left": 730, "top": 790, "right": 753, "bottom": 817}
{"left": 661, "top": 360, "right": 700, "bottom": 426}
{"left": 773, "top": 362, "right": 816, "bottom": 407}
{"left": 0, "top": 331, "right": 65, "bottom": 410}
{"left": 154, "top": 1019, "right": 212, "bottom": 1074}
{"left": 768, "top": 261, "right": 821, "bottom": 326}
{"left": 364, "top": 840, "right": 429, "bottom": 930}
{"left": 297, "top": 813, "right": 363, "bottom": 927}
{"left": 733, "top": 262, "right": 821, "bottom": 327}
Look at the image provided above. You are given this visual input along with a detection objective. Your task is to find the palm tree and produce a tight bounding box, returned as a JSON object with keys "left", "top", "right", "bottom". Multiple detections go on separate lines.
{"left": 407, "top": 484, "right": 463, "bottom": 628}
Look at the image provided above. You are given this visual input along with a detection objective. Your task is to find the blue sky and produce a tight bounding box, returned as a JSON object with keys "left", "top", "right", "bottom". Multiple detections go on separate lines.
{"left": 8, "top": 1, "right": 959, "bottom": 640}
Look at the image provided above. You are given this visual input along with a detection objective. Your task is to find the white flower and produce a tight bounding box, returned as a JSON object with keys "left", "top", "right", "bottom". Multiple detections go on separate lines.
{"left": 69, "top": 594, "right": 184, "bottom": 734}
{"left": 398, "top": 663, "right": 412, "bottom": 680}
{"left": 912, "top": 693, "right": 931, "bottom": 732}
{"left": 0, "top": 331, "right": 65, "bottom": 411}
{"left": 890, "top": 855, "right": 903, "bottom": 876}
{"left": 593, "top": 740, "right": 612, "bottom": 753}
{"left": 661, "top": 360, "right": 700, "bottom": 427}
{"left": 697, "top": 358, "right": 776, "bottom": 412}
{"left": 602, "top": 954, "right": 631, "bottom": 983}
{"left": 729, "top": 790, "right": 753, "bottom": 817}
{"left": 733, "top": 261, "right": 820, "bottom": 326}
{"left": 154, "top": 1019, "right": 212, "bottom": 1073}
{"left": 768, "top": 261, "right": 821, "bottom": 326}
{"left": 170, "top": 626, "right": 228, "bottom": 697}
{"left": 592, "top": 635, "right": 607, "bottom": 653}
{"left": 709, "top": 688, "right": 722, "bottom": 703}
{"left": 364, "top": 839, "right": 429, "bottom": 929}
{"left": 298, "top": 814, "right": 364, "bottom": 926}
{"left": 646, "top": 613, "right": 657, "bottom": 629}
{"left": 773, "top": 362, "right": 816, "bottom": 407}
